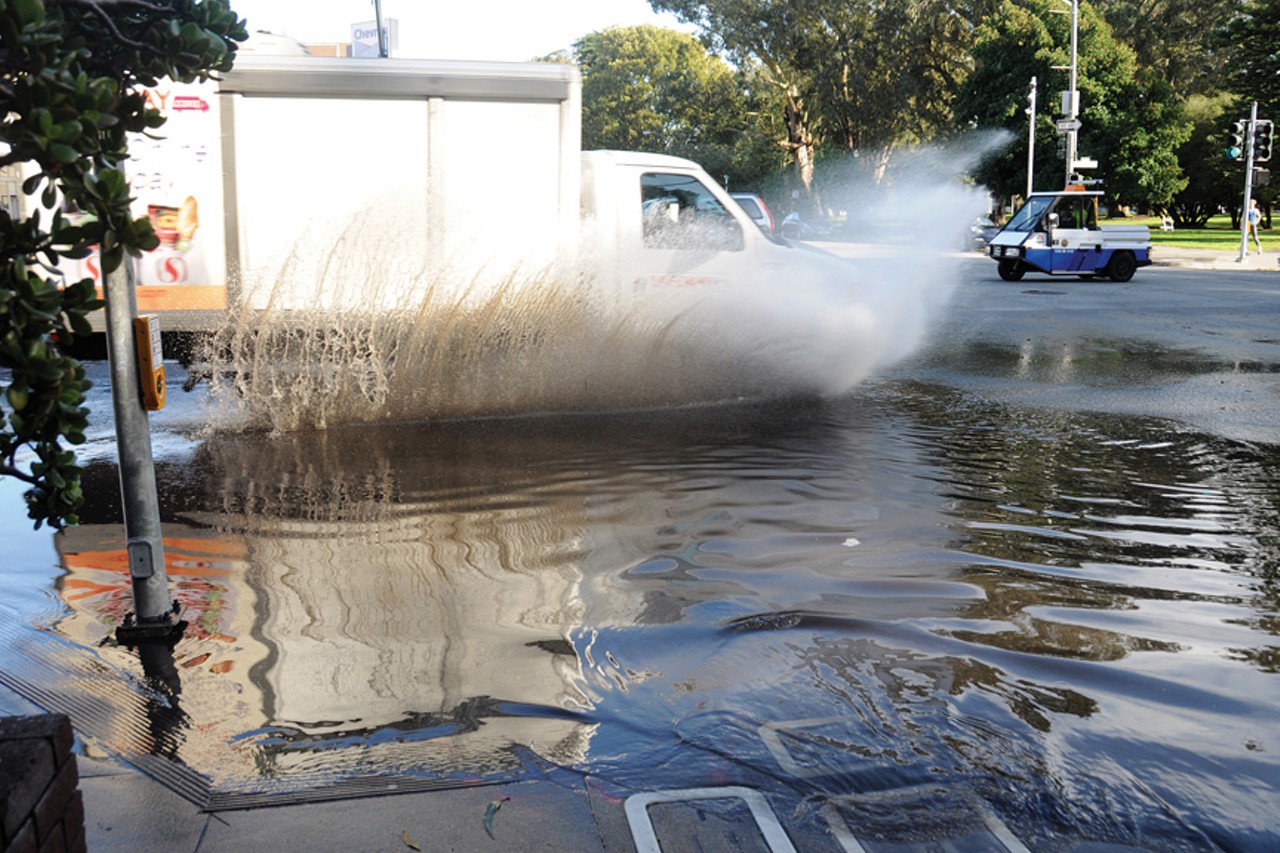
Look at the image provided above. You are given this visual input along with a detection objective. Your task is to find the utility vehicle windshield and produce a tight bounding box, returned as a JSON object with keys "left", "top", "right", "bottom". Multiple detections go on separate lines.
{"left": 1004, "top": 196, "right": 1054, "bottom": 232}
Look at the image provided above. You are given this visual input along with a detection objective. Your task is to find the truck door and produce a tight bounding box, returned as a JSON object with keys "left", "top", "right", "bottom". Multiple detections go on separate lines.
{"left": 632, "top": 170, "right": 747, "bottom": 294}
{"left": 1046, "top": 195, "right": 1103, "bottom": 273}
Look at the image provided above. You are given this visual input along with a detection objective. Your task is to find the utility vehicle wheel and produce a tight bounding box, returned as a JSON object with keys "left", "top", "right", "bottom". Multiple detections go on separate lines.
{"left": 1107, "top": 251, "right": 1137, "bottom": 283}
{"left": 997, "top": 260, "right": 1025, "bottom": 281}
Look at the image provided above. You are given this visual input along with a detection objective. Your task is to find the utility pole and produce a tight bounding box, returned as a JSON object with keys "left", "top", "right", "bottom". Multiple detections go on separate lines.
{"left": 1026, "top": 76, "right": 1037, "bottom": 199}
{"left": 1051, "top": 0, "right": 1081, "bottom": 186}
{"left": 1065, "top": 0, "right": 1078, "bottom": 185}
{"left": 1238, "top": 101, "right": 1258, "bottom": 263}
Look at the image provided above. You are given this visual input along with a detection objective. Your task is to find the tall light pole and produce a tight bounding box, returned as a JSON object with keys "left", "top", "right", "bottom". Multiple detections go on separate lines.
{"left": 1051, "top": 0, "right": 1080, "bottom": 186}
{"left": 1026, "top": 76, "right": 1037, "bottom": 199}
{"left": 1066, "top": 0, "right": 1079, "bottom": 184}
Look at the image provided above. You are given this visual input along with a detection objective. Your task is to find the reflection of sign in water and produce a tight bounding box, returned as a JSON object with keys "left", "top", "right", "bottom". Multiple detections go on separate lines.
{"left": 50, "top": 523, "right": 274, "bottom": 788}
{"left": 180, "top": 426, "right": 598, "bottom": 778}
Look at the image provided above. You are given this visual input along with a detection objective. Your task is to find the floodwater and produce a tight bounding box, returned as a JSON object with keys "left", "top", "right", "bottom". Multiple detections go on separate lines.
{"left": 1, "top": 265, "right": 1278, "bottom": 850}
{"left": 3, "top": 376, "right": 1276, "bottom": 847}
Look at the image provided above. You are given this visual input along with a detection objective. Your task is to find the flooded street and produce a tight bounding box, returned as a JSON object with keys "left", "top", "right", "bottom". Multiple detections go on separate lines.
{"left": 1, "top": 257, "right": 1277, "bottom": 850}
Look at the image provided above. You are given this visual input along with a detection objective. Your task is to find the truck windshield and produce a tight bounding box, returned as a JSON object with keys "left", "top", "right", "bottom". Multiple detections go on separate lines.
{"left": 1004, "top": 196, "right": 1054, "bottom": 232}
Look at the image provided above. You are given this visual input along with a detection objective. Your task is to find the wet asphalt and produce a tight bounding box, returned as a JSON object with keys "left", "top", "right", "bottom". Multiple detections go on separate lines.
{"left": 902, "top": 252, "right": 1280, "bottom": 446}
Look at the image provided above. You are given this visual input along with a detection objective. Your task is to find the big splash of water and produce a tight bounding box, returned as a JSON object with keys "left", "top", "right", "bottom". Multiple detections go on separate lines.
{"left": 200, "top": 141, "right": 1000, "bottom": 432}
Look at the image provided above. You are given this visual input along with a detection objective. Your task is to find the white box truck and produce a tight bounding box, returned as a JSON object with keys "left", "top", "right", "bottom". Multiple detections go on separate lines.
{"left": 49, "top": 54, "right": 855, "bottom": 334}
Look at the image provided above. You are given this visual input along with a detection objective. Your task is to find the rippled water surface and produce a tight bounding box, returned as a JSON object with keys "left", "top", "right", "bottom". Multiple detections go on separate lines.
{"left": 2, "top": 372, "right": 1276, "bottom": 850}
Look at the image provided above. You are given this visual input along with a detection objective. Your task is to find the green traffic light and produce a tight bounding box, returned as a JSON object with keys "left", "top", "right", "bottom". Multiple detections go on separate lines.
{"left": 1227, "top": 146, "right": 1242, "bottom": 159}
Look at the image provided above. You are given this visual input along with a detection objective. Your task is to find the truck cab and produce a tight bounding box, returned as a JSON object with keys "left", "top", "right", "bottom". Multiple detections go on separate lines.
{"left": 986, "top": 190, "right": 1151, "bottom": 282}
{"left": 581, "top": 150, "right": 852, "bottom": 305}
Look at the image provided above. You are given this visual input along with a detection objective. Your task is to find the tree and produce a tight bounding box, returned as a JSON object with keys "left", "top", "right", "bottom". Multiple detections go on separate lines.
{"left": 1220, "top": 0, "right": 1280, "bottom": 116}
{"left": 651, "top": 0, "right": 1000, "bottom": 207}
{"left": 1090, "top": 75, "right": 1190, "bottom": 210}
{"left": 0, "top": 0, "right": 246, "bottom": 527}
{"left": 954, "top": 1, "right": 1062, "bottom": 203}
{"left": 574, "top": 25, "right": 743, "bottom": 180}
{"left": 649, "top": 0, "right": 826, "bottom": 198}
{"left": 1166, "top": 94, "right": 1243, "bottom": 226}
{"left": 814, "top": 0, "right": 998, "bottom": 169}
{"left": 1090, "top": 0, "right": 1238, "bottom": 95}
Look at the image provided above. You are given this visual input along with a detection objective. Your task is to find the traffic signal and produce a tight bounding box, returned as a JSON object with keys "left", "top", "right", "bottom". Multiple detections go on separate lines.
{"left": 1227, "top": 120, "right": 1247, "bottom": 160}
{"left": 1256, "top": 167, "right": 1272, "bottom": 187}
{"left": 1255, "top": 120, "right": 1273, "bottom": 162}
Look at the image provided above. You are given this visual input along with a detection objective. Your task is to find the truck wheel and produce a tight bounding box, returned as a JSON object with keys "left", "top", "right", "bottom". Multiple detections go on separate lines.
{"left": 997, "top": 260, "right": 1025, "bottom": 281}
{"left": 1107, "top": 251, "right": 1137, "bottom": 283}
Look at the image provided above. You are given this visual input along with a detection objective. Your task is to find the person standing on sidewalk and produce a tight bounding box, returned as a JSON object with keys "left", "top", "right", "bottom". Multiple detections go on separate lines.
{"left": 1247, "top": 198, "right": 1263, "bottom": 255}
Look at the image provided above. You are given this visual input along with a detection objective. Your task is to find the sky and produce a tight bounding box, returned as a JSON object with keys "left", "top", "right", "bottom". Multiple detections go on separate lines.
{"left": 228, "top": 0, "right": 696, "bottom": 62}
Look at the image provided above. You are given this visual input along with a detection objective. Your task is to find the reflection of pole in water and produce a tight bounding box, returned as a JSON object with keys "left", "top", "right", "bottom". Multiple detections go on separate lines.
{"left": 133, "top": 639, "right": 189, "bottom": 762}
{"left": 52, "top": 519, "right": 268, "bottom": 780}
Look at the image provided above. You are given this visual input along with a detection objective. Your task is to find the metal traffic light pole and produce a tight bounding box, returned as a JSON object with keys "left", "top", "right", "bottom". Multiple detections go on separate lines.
{"left": 103, "top": 255, "right": 184, "bottom": 645}
{"left": 1238, "top": 101, "right": 1257, "bottom": 263}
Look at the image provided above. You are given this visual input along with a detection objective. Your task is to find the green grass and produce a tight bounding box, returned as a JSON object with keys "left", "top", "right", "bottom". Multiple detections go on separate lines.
{"left": 1119, "top": 213, "right": 1276, "bottom": 252}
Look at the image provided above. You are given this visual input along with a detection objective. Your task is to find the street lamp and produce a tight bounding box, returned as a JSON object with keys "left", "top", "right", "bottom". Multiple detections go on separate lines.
{"left": 1050, "top": 0, "right": 1079, "bottom": 186}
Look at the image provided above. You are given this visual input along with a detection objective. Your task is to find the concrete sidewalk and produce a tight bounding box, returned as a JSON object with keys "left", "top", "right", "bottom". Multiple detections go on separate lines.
{"left": 1151, "top": 244, "right": 1279, "bottom": 271}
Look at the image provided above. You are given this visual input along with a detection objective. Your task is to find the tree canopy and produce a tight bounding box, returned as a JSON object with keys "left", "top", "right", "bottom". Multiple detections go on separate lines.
{"left": 635, "top": 0, "right": 1275, "bottom": 216}
{"left": 574, "top": 25, "right": 742, "bottom": 175}
{"left": 1091, "top": 0, "right": 1239, "bottom": 95}
{"left": 1, "top": 0, "right": 246, "bottom": 527}
{"left": 650, "top": 0, "right": 1001, "bottom": 194}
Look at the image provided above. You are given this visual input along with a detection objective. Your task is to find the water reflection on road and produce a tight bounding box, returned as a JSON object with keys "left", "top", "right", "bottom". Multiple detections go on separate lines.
{"left": 3, "top": 376, "right": 1278, "bottom": 848}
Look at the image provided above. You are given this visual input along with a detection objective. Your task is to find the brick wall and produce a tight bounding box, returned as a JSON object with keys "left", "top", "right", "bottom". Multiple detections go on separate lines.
{"left": 0, "top": 715, "right": 85, "bottom": 853}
